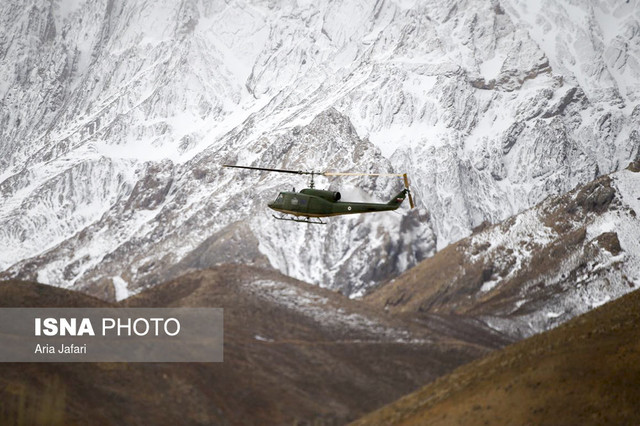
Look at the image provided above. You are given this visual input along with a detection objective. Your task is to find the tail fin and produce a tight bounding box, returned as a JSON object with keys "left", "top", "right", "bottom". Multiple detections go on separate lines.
{"left": 387, "top": 189, "right": 408, "bottom": 207}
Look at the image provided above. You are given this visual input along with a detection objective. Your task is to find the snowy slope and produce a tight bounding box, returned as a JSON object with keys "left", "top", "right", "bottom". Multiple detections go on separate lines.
{"left": 1, "top": 0, "right": 639, "bottom": 297}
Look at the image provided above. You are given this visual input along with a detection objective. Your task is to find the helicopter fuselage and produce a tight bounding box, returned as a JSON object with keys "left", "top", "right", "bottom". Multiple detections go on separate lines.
{"left": 268, "top": 188, "right": 407, "bottom": 218}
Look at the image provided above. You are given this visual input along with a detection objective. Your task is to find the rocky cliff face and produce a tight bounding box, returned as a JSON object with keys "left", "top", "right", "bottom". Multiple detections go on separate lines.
{"left": 1, "top": 0, "right": 638, "bottom": 297}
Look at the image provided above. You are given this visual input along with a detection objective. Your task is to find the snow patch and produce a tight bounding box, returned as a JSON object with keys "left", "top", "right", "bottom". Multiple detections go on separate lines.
{"left": 112, "top": 276, "right": 130, "bottom": 302}
{"left": 480, "top": 279, "right": 500, "bottom": 293}
{"left": 479, "top": 54, "right": 505, "bottom": 80}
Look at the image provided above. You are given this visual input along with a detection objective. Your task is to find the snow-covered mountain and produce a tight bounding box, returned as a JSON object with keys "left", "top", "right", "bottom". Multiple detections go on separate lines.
{"left": 1, "top": 0, "right": 639, "bottom": 298}
{"left": 367, "top": 166, "right": 640, "bottom": 339}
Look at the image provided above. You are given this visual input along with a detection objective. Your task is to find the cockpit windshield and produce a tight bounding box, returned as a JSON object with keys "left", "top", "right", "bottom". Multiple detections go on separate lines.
{"left": 274, "top": 193, "right": 284, "bottom": 203}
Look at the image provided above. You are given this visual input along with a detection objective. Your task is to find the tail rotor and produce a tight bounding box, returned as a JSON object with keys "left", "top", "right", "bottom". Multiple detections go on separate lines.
{"left": 402, "top": 173, "right": 415, "bottom": 209}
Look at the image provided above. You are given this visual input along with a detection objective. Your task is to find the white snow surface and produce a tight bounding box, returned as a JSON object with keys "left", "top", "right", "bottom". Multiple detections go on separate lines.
{"left": 0, "top": 0, "right": 639, "bottom": 297}
{"left": 111, "top": 275, "right": 130, "bottom": 302}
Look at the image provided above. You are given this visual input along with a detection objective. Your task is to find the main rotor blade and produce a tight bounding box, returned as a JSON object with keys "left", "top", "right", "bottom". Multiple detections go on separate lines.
{"left": 223, "top": 165, "right": 311, "bottom": 175}
{"left": 323, "top": 172, "right": 404, "bottom": 177}
{"left": 225, "top": 167, "right": 406, "bottom": 178}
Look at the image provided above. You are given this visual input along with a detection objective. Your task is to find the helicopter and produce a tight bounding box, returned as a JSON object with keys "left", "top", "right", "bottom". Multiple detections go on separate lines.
{"left": 222, "top": 164, "right": 415, "bottom": 224}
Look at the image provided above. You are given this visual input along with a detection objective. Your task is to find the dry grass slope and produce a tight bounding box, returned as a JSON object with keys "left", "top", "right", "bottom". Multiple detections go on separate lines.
{"left": 352, "top": 287, "right": 640, "bottom": 425}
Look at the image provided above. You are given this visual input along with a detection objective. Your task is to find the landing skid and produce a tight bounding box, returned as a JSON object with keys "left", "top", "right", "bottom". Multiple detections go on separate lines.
{"left": 272, "top": 214, "right": 326, "bottom": 225}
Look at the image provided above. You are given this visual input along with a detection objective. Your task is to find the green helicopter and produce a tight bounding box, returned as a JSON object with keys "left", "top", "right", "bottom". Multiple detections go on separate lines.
{"left": 223, "top": 164, "right": 415, "bottom": 224}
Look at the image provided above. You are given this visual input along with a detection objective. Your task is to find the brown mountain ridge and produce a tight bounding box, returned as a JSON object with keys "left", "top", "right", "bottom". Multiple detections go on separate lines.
{"left": 352, "top": 286, "right": 640, "bottom": 426}
{"left": 0, "top": 265, "right": 504, "bottom": 425}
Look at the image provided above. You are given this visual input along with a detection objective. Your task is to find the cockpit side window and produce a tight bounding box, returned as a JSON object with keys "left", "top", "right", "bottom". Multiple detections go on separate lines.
{"left": 275, "top": 193, "right": 284, "bottom": 203}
